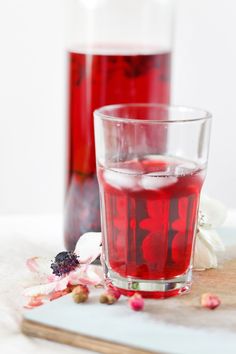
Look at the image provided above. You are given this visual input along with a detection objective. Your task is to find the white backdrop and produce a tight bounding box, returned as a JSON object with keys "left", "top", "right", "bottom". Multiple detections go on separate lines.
{"left": 0, "top": 0, "right": 235, "bottom": 214}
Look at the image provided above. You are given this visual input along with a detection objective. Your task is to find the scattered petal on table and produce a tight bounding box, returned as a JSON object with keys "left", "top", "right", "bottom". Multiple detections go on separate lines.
{"left": 24, "top": 296, "right": 46, "bottom": 309}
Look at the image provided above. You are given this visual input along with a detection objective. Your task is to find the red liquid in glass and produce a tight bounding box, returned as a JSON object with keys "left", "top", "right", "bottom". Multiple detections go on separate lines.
{"left": 65, "top": 51, "right": 171, "bottom": 250}
{"left": 98, "top": 156, "right": 204, "bottom": 280}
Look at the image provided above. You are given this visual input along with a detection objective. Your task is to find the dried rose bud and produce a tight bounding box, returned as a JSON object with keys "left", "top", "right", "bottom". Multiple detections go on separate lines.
{"left": 201, "top": 293, "right": 221, "bottom": 310}
{"left": 72, "top": 285, "right": 89, "bottom": 303}
{"left": 67, "top": 284, "right": 78, "bottom": 292}
{"left": 99, "top": 287, "right": 121, "bottom": 305}
{"left": 99, "top": 293, "right": 116, "bottom": 304}
{"left": 107, "top": 286, "right": 121, "bottom": 300}
{"left": 128, "top": 293, "right": 144, "bottom": 311}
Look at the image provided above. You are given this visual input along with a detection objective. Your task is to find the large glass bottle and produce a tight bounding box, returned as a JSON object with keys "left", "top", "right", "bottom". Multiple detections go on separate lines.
{"left": 65, "top": 0, "right": 174, "bottom": 250}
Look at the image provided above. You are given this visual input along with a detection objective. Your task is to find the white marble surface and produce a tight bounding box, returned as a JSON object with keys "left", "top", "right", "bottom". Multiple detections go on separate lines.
{"left": 0, "top": 212, "right": 236, "bottom": 354}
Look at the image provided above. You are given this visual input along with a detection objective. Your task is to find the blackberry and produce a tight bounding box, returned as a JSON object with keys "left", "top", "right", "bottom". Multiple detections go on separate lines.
{"left": 51, "top": 251, "right": 79, "bottom": 276}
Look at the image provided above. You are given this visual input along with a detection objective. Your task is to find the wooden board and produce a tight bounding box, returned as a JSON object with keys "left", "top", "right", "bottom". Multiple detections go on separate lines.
{"left": 21, "top": 227, "right": 236, "bottom": 354}
{"left": 21, "top": 319, "right": 162, "bottom": 354}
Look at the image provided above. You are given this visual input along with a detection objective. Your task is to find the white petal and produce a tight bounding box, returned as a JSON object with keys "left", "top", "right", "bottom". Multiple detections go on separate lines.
{"left": 54, "top": 276, "right": 70, "bottom": 291}
{"left": 23, "top": 282, "right": 58, "bottom": 297}
{"left": 75, "top": 232, "right": 102, "bottom": 264}
{"left": 198, "top": 228, "right": 225, "bottom": 252}
{"left": 68, "top": 268, "right": 85, "bottom": 285}
{"left": 193, "top": 228, "right": 225, "bottom": 270}
{"left": 23, "top": 276, "right": 69, "bottom": 297}
{"left": 26, "top": 256, "right": 51, "bottom": 276}
{"left": 85, "top": 265, "right": 104, "bottom": 285}
{"left": 200, "top": 195, "right": 227, "bottom": 228}
{"left": 193, "top": 234, "right": 218, "bottom": 270}
{"left": 68, "top": 265, "right": 103, "bottom": 286}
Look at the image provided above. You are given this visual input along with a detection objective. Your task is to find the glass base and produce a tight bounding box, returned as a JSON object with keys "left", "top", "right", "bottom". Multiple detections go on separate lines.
{"left": 105, "top": 265, "right": 192, "bottom": 299}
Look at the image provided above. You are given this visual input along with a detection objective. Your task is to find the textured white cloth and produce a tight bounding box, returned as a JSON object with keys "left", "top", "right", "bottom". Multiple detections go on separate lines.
{"left": 0, "top": 212, "right": 236, "bottom": 354}
{"left": 0, "top": 214, "right": 96, "bottom": 354}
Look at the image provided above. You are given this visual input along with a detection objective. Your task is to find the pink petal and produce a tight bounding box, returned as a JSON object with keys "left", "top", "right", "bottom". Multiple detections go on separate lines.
{"left": 49, "top": 289, "right": 70, "bottom": 301}
{"left": 47, "top": 274, "right": 58, "bottom": 282}
{"left": 26, "top": 256, "right": 51, "bottom": 276}
{"left": 54, "top": 276, "right": 70, "bottom": 291}
{"left": 23, "top": 276, "right": 69, "bottom": 297}
{"left": 68, "top": 266, "right": 91, "bottom": 286}
{"left": 23, "top": 282, "right": 58, "bottom": 297}
{"left": 68, "top": 265, "right": 103, "bottom": 286}
{"left": 82, "top": 265, "right": 104, "bottom": 285}
{"left": 75, "top": 232, "right": 102, "bottom": 264}
{"left": 26, "top": 257, "right": 40, "bottom": 272}
{"left": 68, "top": 270, "right": 82, "bottom": 286}
{"left": 24, "top": 296, "right": 46, "bottom": 309}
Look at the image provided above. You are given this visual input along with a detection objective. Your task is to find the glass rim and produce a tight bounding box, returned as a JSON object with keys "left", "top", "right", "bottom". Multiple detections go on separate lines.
{"left": 94, "top": 103, "right": 212, "bottom": 124}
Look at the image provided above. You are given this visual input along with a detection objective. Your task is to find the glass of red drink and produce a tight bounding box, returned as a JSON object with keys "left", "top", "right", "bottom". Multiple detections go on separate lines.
{"left": 64, "top": 0, "right": 174, "bottom": 251}
{"left": 94, "top": 104, "right": 211, "bottom": 298}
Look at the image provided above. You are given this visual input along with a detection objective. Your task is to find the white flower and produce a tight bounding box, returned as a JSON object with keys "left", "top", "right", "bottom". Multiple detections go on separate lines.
{"left": 193, "top": 195, "right": 227, "bottom": 270}
{"left": 23, "top": 232, "right": 102, "bottom": 303}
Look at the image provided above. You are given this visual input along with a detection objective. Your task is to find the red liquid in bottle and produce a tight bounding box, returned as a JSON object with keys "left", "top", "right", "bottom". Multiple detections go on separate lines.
{"left": 65, "top": 51, "right": 171, "bottom": 250}
{"left": 98, "top": 156, "right": 204, "bottom": 281}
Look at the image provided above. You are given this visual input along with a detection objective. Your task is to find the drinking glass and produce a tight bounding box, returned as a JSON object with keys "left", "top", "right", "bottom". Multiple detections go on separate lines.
{"left": 64, "top": 0, "right": 174, "bottom": 251}
{"left": 94, "top": 103, "right": 211, "bottom": 298}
